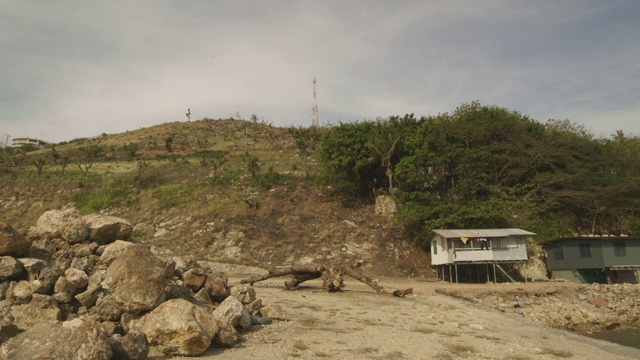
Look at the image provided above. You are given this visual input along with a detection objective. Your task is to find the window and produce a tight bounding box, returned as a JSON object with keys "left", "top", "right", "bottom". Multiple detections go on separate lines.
{"left": 432, "top": 240, "right": 438, "bottom": 255}
{"left": 579, "top": 243, "right": 592, "bottom": 258}
{"left": 553, "top": 247, "right": 564, "bottom": 260}
{"left": 613, "top": 241, "right": 627, "bottom": 257}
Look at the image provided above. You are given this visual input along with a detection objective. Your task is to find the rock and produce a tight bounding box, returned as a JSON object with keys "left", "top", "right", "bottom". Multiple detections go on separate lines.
{"left": 28, "top": 239, "right": 56, "bottom": 259}
{"left": 105, "top": 244, "right": 167, "bottom": 314}
{"left": 230, "top": 284, "right": 256, "bottom": 304}
{"left": 204, "top": 274, "right": 229, "bottom": 302}
{"left": 246, "top": 298, "right": 263, "bottom": 315}
{"left": 17, "top": 258, "right": 45, "bottom": 282}
{"left": 212, "top": 320, "right": 238, "bottom": 348}
{"left": 172, "top": 255, "right": 200, "bottom": 277}
{"left": 75, "top": 285, "right": 102, "bottom": 308}
{"left": 54, "top": 276, "right": 77, "bottom": 297}
{"left": 0, "top": 318, "right": 112, "bottom": 360}
{"left": 183, "top": 267, "right": 207, "bottom": 291}
{"left": 83, "top": 214, "right": 133, "bottom": 245}
{"left": 129, "top": 299, "right": 218, "bottom": 356}
{"left": 213, "top": 296, "right": 252, "bottom": 328}
{"left": 0, "top": 223, "right": 31, "bottom": 256}
{"left": 71, "top": 242, "right": 94, "bottom": 257}
{"left": 69, "top": 256, "right": 93, "bottom": 272}
{"left": 0, "top": 256, "right": 23, "bottom": 281}
{"left": 33, "top": 208, "right": 88, "bottom": 244}
{"left": 2, "top": 294, "right": 61, "bottom": 331}
{"left": 193, "top": 288, "right": 214, "bottom": 307}
{"left": 99, "top": 240, "right": 134, "bottom": 267}
{"left": 375, "top": 195, "right": 397, "bottom": 218}
{"left": 6, "top": 281, "right": 38, "bottom": 304}
{"left": 93, "top": 295, "right": 123, "bottom": 322}
{"left": 36, "top": 266, "right": 63, "bottom": 295}
{"left": 110, "top": 332, "right": 150, "bottom": 360}
{"left": 591, "top": 297, "right": 609, "bottom": 308}
{"left": 260, "top": 304, "right": 287, "bottom": 320}
{"left": 65, "top": 268, "right": 89, "bottom": 289}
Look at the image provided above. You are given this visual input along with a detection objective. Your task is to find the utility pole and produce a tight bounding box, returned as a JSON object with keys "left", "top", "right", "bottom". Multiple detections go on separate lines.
{"left": 311, "top": 77, "right": 319, "bottom": 127}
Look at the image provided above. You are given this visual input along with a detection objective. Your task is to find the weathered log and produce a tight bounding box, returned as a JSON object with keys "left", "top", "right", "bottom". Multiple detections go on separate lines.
{"left": 240, "top": 264, "right": 412, "bottom": 297}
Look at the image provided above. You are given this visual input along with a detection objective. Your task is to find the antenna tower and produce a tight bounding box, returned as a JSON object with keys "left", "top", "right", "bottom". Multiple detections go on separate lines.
{"left": 311, "top": 77, "right": 319, "bottom": 127}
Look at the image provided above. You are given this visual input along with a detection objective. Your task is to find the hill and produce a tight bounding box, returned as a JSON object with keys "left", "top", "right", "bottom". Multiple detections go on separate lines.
{"left": 0, "top": 118, "right": 433, "bottom": 278}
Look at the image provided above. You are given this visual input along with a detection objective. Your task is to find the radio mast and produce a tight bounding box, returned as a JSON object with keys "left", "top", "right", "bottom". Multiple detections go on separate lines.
{"left": 311, "top": 77, "right": 319, "bottom": 127}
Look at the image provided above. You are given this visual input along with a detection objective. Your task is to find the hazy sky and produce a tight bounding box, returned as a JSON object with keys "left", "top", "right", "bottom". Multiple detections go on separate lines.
{"left": 2, "top": 1, "right": 639, "bottom": 144}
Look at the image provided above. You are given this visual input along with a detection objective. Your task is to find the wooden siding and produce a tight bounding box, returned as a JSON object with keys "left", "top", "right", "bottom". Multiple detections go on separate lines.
{"left": 546, "top": 239, "right": 605, "bottom": 270}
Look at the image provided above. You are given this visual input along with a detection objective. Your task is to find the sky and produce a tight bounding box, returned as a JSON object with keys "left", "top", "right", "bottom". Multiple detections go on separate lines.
{"left": 1, "top": 1, "right": 639, "bottom": 144}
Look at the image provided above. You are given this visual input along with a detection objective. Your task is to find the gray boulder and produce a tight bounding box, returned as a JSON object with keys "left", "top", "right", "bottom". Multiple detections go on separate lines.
{"left": 0, "top": 223, "right": 30, "bottom": 256}
{"left": 129, "top": 298, "right": 218, "bottom": 356}
{"left": 83, "top": 214, "right": 133, "bottom": 245}
{"left": 0, "top": 317, "right": 112, "bottom": 360}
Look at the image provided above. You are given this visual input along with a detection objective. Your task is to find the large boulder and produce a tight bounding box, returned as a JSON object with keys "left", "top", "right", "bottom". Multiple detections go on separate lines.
{"left": 0, "top": 317, "right": 112, "bottom": 360}
{"left": 83, "top": 214, "right": 133, "bottom": 245}
{"left": 129, "top": 299, "right": 218, "bottom": 356}
{"left": 104, "top": 244, "right": 167, "bottom": 314}
{"left": 32, "top": 208, "right": 88, "bottom": 244}
{"left": 0, "top": 223, "right": 30, "bottom": 256}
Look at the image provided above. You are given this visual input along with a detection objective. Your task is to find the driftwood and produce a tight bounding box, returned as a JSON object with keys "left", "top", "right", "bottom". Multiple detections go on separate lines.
{"left": 240, "top": 264, "right": 413, "bottom": 297}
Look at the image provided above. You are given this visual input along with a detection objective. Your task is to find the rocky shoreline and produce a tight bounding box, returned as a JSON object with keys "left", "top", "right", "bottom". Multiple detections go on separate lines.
{"left": 435, "top": 281, "right": 640, "bottom": 336}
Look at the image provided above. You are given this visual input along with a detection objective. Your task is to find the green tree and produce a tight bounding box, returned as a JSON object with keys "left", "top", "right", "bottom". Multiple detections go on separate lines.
{"left": 366, "top": 119, "right": 403, "bottom": 195}
{"left": 247, "top": 155, "right": 260, "bottom": 177}
{"left": 290, "top": 126, "right": 321, "bottom": 178}
{"left": 164, "top": 136, "right": 174, "bottom": 153}
{"left": 33, "top": 157, "right": 46, "bottom": 175}
{"left": 74, "top": 144, "right": 103, "bottom": 186}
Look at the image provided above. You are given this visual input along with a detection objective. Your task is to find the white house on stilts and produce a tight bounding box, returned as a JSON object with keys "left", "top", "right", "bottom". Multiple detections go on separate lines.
{"left": 427, "top": 229, "right": 536, "bottom": 283}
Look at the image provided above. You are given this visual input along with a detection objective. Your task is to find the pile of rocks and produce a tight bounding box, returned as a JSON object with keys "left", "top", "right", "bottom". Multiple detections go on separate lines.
{"left": 485, "top": 283, "right": 640, "bottom": 333}
{"left": 0, "top": 208, "right": 277, "bottom": 359}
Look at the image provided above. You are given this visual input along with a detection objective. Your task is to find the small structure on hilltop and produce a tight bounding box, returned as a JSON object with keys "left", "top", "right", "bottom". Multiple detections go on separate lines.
{"left": 427, "top": 228, "right": 536, "bottom": 283}
{"left": 541, "top": 235, "right": 640, "bottom": 284}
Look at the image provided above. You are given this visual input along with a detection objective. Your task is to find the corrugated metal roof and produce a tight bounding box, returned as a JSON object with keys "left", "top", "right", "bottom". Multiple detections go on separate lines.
{"left": 428, "top": 228, "right": 536, "bottom": 239}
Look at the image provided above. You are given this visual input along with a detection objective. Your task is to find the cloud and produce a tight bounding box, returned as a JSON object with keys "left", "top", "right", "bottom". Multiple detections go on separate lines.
{"left": 1, "top": 1, "right": 639, "bottom": 143}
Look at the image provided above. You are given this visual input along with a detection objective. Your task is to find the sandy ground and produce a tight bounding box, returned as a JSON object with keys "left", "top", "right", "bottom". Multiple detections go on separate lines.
{"left": 154, "top": 277, "right": 639, "bottom": 360}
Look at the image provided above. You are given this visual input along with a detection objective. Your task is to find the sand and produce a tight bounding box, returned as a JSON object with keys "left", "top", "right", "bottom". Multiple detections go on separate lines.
{"left": 158, "top": 277, "right": 639, "bottom": 360}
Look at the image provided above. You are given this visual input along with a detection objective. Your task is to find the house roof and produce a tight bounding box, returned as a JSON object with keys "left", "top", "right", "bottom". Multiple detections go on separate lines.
{"left": 539, "top": 236, "right": 640, "bottom": 245}
{"left": 427, "top": 228, "right": 536, "bottom": 240}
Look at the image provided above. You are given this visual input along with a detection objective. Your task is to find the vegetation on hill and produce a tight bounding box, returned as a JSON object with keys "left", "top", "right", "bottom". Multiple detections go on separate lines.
{"left": 319, "top": 101, "right": 640, "bottom": 242}
{"left": 1, "top": 102, "right": 638, "bottom": 273}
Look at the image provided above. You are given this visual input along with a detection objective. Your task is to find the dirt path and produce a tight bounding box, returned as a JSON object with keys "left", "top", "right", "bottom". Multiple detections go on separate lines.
{"left": 159, "top": 277, "right": 639, "bottom": 360}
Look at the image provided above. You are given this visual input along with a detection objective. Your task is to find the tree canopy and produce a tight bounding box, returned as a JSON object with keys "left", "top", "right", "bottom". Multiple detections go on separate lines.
{"left": 318, "top": 102, "right": 640, "bottom": 242}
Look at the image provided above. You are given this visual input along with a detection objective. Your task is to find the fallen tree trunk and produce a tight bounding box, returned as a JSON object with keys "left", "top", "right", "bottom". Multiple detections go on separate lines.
{"left": 240, "top": 264, "right": 412, "bottom": 297}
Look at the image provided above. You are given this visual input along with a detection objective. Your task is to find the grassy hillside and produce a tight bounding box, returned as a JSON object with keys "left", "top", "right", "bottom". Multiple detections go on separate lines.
{"left": 0, "top": 119, "right": 433, "bottom": 277}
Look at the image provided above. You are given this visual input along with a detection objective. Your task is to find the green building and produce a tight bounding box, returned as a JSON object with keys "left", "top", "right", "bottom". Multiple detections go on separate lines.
{"left": 542, "top": 236, "right": 640, "bottom": 284}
